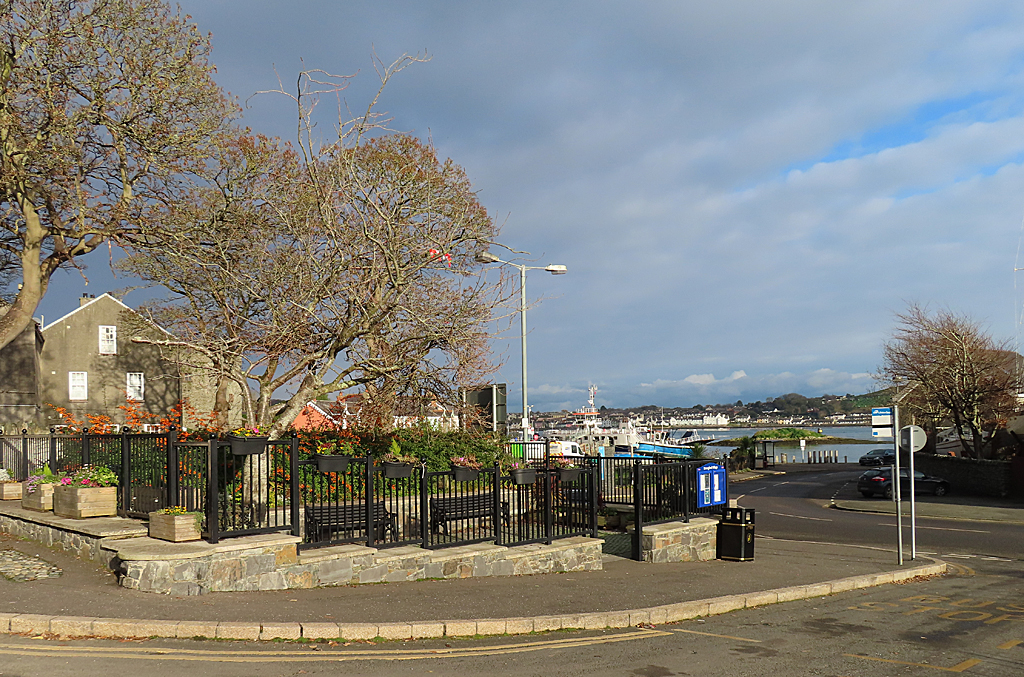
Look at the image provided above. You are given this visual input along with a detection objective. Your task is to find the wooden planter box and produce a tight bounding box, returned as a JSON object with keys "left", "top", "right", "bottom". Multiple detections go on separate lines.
{"left": 53, "top": 485, "right": 117, "bottom": 519}
{"left": 21, "top": 482, "right": 55, "bottom": 511}
{"left": 0, "top": 482, "right": 23, "bottom": 500}
{"left": 148, "top": 511, "right": 202, "bottom": 542}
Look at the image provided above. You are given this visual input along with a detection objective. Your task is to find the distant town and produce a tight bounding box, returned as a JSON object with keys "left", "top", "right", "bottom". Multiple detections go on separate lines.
{"left": 533, "top": 390, "right": 890, "bottom": 430}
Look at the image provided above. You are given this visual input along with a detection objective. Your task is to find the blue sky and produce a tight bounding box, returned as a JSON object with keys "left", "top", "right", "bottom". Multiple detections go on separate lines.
{"left": 37, "top": 1, "right": 1024, "bottom": 411}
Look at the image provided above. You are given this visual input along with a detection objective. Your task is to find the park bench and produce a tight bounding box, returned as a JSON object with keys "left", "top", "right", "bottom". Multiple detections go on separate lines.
{"left": 429, "top": 494, "right": 510, "bottom": 535}
{"left": 304, "top": 501, "right": 396, "bottom": 543}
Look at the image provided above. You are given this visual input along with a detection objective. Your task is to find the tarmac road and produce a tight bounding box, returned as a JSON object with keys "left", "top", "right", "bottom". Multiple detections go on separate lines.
{"left": 734, "top": 465, "right": 1024, "bottom": 562}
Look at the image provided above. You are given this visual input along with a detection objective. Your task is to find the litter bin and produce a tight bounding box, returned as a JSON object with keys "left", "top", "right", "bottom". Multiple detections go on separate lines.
{"left": 717, "top": 506, "right": 754, "bottom": 561}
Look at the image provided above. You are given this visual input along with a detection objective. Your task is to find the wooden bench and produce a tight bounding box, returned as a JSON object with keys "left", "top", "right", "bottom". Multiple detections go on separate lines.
{"left": 429, "top": 494, "right": 510, "bottom": 535}
{"left": 304, "top": 501, "right": 396, "bottom": 543}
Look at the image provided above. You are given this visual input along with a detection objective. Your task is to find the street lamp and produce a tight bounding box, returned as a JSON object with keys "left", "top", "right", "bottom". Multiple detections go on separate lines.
{"left": 475, "top": 250, "right": 567, "bottom": 439}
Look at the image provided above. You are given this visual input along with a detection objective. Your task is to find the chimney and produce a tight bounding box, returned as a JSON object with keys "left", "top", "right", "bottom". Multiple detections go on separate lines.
{"left": 79, "top": 293, "right": 96, "bottom": 307}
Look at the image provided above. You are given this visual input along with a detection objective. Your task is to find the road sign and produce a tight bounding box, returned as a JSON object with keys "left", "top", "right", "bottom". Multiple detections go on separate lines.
{"left": 695, "top": 463, "right": 727, "bottom": 508}
{"left": 872, "top": 407, "right": 893, "bottom": 438}
{"left": 900, "top": 425, "right": 926, "bottom": 452}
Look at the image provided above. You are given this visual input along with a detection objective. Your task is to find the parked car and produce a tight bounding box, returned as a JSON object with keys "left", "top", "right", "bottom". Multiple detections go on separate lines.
{"left": 857, "top": 468, "right": 950, "bottom": 499}
{"left": 858, "top": 448, "right": 896, "bottom": 466}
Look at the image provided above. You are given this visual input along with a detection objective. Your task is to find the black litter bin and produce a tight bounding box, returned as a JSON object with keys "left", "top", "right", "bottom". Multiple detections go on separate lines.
{"left": 717, "top": 506, "right": 754, "bottom": 561}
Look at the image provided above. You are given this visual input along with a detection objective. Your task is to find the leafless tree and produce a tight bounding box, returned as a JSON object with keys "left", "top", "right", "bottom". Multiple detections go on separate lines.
{"left": 0, "top": 0, "right": 234, "bottom": 348}
{"left": 880, "top": 304, "right": 1022, "bottom": 458}
{"left": 118, "top": 61, "right": 510, "bottom": 436}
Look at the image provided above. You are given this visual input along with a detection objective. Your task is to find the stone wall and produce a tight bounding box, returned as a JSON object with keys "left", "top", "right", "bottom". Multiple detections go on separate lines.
{"left": 913, "top": 453, "right": 1015, "bottom": 498}
{"left": 0, "top": 510, "right": 117, "bottom": 561}
{"left": 109, "top": 535, "right": 604, "bottom": 595}
{"left": 633, "top": 518, "right": 717, "bottom": 563}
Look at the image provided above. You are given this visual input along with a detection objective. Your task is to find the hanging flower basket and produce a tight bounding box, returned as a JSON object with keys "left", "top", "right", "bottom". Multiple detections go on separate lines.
{"left": 315, "top": 454, "right": 351, "bottom": 473}
{"left": 226, "top": 435, "right": 269, "bottom": 456}
{"left": 452, "top": 466, "right": 480, "bottom": 482}
{"left": 383, "top": 461, "right": 413, "bottom": 479}
{"left": 510, "top": 468, "right": 537, "bottom": 485}
{"left": 558, "top": 467, "right": 582, "bottom": 482}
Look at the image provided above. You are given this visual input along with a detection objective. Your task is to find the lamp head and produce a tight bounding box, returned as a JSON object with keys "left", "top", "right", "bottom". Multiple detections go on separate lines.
{"left": 475, "top": 251, "right": 501, "bottom": 264}
{"left": 544, "top": 264, "right": 567, "bottom": 275}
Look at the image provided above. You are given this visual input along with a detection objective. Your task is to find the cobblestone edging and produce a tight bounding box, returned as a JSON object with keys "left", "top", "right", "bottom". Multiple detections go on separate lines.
{"left": 0, "top": 550, "right": 62, "bottom": 582}
{"left": 0, "top": 559, "right": 947, "bottom": 641}
{"left": 112, "top": 536, "right": 605, "bottom": 595}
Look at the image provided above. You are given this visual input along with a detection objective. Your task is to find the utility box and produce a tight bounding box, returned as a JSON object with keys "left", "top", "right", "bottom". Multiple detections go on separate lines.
{"left": 717, "top": 507, "right": 755, "bottom": 561}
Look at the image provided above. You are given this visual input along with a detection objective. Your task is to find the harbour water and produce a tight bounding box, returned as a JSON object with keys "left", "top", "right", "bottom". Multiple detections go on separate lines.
{"left": 670, "top": 425, "right": 881, "bottom": 462}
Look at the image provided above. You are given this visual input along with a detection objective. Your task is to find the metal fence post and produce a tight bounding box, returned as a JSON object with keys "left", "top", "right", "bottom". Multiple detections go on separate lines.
{"left": 683, "top": 461, "right": 691, "bottom": 523}
{"left": 206, "top": 435, "right": 219, "bottom": 544}
{"left": 120, "top": 427, "right": 131, "bottom": 516}
{"left": 492, "top": 467, "right": 503, "bottom": 545}
{"left": 21, "top": 429, "right": 28, "bottom": 479}
{"left": 166, "top": 428, "right": 179, "bottom": 508}
{"left": 82, "top": 427, "right": 91, "bottom": 467}
{"left": 632, "top": 460, "right": 643, "bottom": 561}
{"left": 421, "top": 468, "right": 431, "bottom": 548}
{"left": 289, "top": 435, "right": 300, "bottom": 539}
{"left": 589, "top": 462, "right": 598, "bottom": 538}
{"left": 48, "top": 428, "right": 56, "bottom": 477}
{"left": 544, "top": 469, "right": 553, "bottom": 545}
{"left": 366, "top": 456, "right": 375, "bottom": 548}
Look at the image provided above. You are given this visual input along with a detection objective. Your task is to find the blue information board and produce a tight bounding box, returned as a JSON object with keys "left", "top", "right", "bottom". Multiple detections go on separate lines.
{"left": 695, "top": 463, "right": 727, "bottom": 508}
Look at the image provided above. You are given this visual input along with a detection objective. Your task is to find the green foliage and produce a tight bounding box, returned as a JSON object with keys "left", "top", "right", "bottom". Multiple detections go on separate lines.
{"left": 752, "top": 428, "right": 825, "bottom": 440}
{"left": 67, "top": 465, "right": 119, "bottom": 488}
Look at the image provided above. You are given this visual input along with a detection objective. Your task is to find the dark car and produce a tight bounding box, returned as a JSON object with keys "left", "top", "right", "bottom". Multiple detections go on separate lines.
{"left": 857, "top": 468, "right": 950, "bottom": 499}
{"left": 858, "top": 448, "right": 896, "bottom": 466}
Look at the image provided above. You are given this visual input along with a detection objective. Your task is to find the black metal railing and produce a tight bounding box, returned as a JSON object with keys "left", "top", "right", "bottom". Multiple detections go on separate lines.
{"left": 629, "top": 459, "right": 728, "bottom": 560}
{"left": 206, "top": 438, "right": 294, "bottom": 543}
{"left": 593, "top": 455, "right": 659, "bottom": 504}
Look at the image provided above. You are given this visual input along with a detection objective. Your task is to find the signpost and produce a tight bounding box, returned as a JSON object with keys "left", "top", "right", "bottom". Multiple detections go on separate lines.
{"left": 695, "top": 463, "right": 727, "bottom": 509}
{"left": 900, "top": 424, "right": 927, "bottom": 560}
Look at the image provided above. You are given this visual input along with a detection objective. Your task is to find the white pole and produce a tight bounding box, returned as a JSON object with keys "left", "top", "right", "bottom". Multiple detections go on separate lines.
{"left": 519, "top": 265, "right": 529, "bottom": 439}
{"left": 893, "top": 405, "right": 903, "bottom": 565}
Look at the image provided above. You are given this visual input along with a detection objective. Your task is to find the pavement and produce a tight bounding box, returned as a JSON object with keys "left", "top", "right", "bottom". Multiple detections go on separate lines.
{"left": 0, "top": 526, "right": 945, "bottom": 642}
{"left": 1, "top": 463, "right": 991, "bottom": 642}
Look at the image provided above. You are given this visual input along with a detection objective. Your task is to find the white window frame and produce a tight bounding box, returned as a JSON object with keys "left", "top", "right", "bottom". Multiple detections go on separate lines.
{"left": 69, "top": 372, "right": 88, "bottom": 401}
{"left": 98, "top": 325, "right": 117, "bottom": 354}
{"left": 126, "top": 372, "right": 145, "bottom": 402}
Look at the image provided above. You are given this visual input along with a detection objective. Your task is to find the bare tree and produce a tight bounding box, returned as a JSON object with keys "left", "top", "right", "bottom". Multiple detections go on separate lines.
{"left": 0, "top": 0, "right": 234, "bottom": 348}
{"left": 880, "top": 304, "right": 1022, "bottom": 458}
{"left": 119, "top": 91, "right": 509, "bottom": 436}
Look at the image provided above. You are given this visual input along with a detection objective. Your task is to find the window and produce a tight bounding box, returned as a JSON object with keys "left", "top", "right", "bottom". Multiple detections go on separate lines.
{"left": 98, "top": 325, "right": 117, "bottom": 354}
{"left": 126, "top": 372, "right": 145, "bottom": 401}
{"left": 69, "top": 372, "right": 88, "bottom": 401}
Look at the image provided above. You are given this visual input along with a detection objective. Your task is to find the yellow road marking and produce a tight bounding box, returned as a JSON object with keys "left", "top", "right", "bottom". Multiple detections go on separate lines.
{"left": 997, "top": 639, "right": 1022, "bottom": 650}
{"left": 945, "top": 563, "right": 976, "bottom": 576}
{"left": 845, "top": 654, "right": 981, "bottom": 672}
{"left": 0, "top": 629, "right": 671, "bottom": 663}
{"left": 670, "top": 629, "right": 761, "bottom": 643}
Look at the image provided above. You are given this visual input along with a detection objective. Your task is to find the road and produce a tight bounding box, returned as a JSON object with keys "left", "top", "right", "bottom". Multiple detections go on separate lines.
{"left": 734, "top": 466, "right": 1024, "bottom": 562}
{"left": 2, "top": 466, "right": 1021, "bottom": 676}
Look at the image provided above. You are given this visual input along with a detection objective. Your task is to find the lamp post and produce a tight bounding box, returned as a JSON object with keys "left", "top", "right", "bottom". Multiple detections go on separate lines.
{"left": 475, "top": 251, "right": 567, "bottom": 439}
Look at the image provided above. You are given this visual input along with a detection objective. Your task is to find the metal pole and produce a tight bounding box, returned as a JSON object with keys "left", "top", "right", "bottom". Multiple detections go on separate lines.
{"left": 893, "top": 405, "right": 903, "bottom": 565}
{"left": 908, "top": 428, "right": 917, "bottom": 560}
{"left": 519, "top": 264, "right": 529, "bottom": 438}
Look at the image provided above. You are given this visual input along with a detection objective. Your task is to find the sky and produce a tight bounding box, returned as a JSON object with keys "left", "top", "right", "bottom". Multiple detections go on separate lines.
{"left": 35, "top": 0, "right": 1024, "bottom": 412}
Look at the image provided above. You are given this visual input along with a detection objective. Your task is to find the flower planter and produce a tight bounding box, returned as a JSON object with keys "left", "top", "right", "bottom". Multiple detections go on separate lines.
{"left": 452, "top": 466, "right": 481, "bottom": 482}
{"left": 227, "top": 435, "right": 269, "bottom": 456}
{"left": 53, "top": 485, "right": 117, "bottom": 519}
{"left": 557, "top": 467, "right": 582, "bottom": 482}
{"left": 510, "top": 468, "right": 537, "bottom": 485}
{"left": 382, "top": 461, "right": 413, "bottom": 479}
{"left": 0, "top": 482, "right": 23, "bottom": 500}
{"left": 21, "top": 482, "right": 55, "bottom": 511}
{"left": 315, "top": 454, "right": 351, "bottom": 473}
{"left": 148, "top": 511, "right": 202, "bottom": 542}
